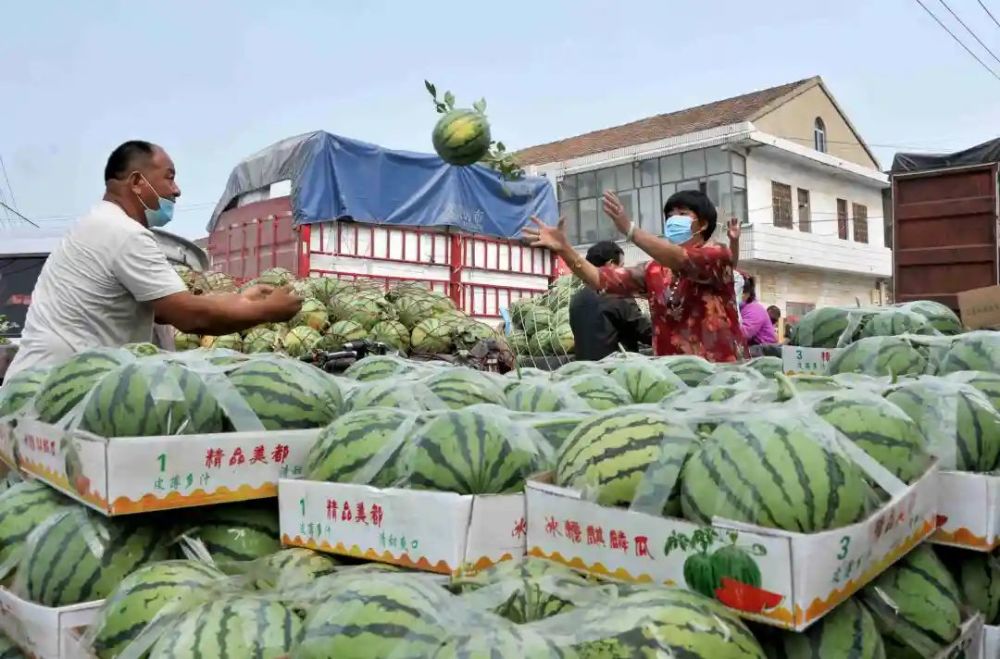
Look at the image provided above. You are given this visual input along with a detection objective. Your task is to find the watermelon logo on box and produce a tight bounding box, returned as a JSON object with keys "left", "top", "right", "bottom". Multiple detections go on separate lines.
{"left": 664, "top": 527, "right": 783, "bottom": 614}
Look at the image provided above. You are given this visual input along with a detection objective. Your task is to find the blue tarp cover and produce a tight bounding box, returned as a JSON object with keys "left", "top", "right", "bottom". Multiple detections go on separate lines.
{"left": 208, "top": 131, "right": 557, "bottom": 239}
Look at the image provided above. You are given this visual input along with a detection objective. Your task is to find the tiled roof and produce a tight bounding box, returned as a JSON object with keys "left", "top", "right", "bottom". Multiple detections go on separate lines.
{"left": 515, "top": 77, "right": 818, "bottom": 166}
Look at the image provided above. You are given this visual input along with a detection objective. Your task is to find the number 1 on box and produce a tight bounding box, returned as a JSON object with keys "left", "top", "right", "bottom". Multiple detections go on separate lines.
{"left": 157, "top": 453, "right": 167, "bottom": 473}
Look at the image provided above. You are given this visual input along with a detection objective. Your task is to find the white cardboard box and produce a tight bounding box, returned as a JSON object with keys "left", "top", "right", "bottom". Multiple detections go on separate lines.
{"left": 525, "top": 466, "right": 939, "bottom": 632}
{"left": 278, "top": 478, "right": 526, "bottom": 576}
{"left": 931, "top": 471, "right": 1000, "bottom": 552}
{"left": 781, "top": 346, "right": 842, "bottom": 375}
{"left": 983, "top": 624, "right": 999, "bottom": 659}
{"left": 12, "top": 418, "right": 318, "bottom": 516}
{"left": 943, "top": 614, "right": 985, "bottom": 659}
{"left": 0, "top": 587, "right": 102, "bottom": 659}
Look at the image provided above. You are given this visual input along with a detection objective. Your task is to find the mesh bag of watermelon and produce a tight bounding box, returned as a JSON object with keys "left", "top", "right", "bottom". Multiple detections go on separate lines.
{"left": 664, "top": 399, "right": 908, "bottom": 533}
{"left": 791, "top": 305, "right": 879, "bottom": 348}
{"left": 883, "top": 374, "right": 1000, "bottom": 473}
{"left": 0, "top": 480, "right": 78, "bottom": 584}
{"left": 503, "top": 378, "right": 593, "bottom": 413}
{"left": 937, "top": 330, "right": 1000, "bottom": 375}
{"left": 522, "top": 584, "right": 768, "bottom": 658}
{"left": 389, "top": 403, "right": 555, "bottom": 495}
{"left": 0, "top": 364, "right": 52, "bottom": 426}
{"left": 343, "top": 375, "right": 450, "bottom": 412}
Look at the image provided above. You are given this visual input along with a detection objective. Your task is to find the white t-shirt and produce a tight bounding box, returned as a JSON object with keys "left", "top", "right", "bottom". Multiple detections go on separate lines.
{"left": 6, "top": 201, "right": 187, "bottom": 379}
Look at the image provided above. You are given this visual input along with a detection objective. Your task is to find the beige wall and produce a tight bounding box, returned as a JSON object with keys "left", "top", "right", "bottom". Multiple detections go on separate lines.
{"left": 742, "top": 262, "right": 883, "bottom": 319}
{"left": 754, "top": 85, "right": 878, "bottom": 170}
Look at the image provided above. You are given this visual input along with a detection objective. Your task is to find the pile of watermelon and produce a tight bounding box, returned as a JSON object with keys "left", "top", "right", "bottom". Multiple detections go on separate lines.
{"left": 172, "top": 267, "right": 503, "bottom": 359}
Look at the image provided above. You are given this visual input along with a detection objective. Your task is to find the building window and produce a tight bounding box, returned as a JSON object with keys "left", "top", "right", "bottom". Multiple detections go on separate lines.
{"left": 852, "top": 203, "right": 868, "bottom": 244}
{"left": 772, "top": 182, "right": 793, "bottom": 229}
{"left": 797, "top": 189, "right": 811, "bottom": 233}
{"left": 814, "top": 118, "right": 827, "bottom": 153}
{"left": 837, "top": 199, "right": 848, "bottom": 239}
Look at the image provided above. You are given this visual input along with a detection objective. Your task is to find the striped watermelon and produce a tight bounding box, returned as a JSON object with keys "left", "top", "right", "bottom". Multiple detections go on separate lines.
{"left": 551, "top": 361, "right": 606, "bottom": 382}
{"left": 423, "top": 368, "right": 506, "bottom": 409}
{"left": 862, "top": 545, "right": 963, "bottom": 657}
{"left": 454, "top": 557, "right": 594, "bottom": 624}
{"left": 411, "top": 317, "right": 453, "bottom": 354}
{"left": 20, "top": 508, "right": 170, "bottom": 606}
{"left": 506, "top": 381, "right": 586, "bottom": 413}
{"left": 657, "top": 355, "right": 716, "bottom": 386}
{"left": 90, "top": 560, "right": 226, "bottom": 658}
{"left": 347, "top": 379, "right": 444, "bottom": 412}
{"left": 858, "top": 308, "right": 936, "bottom": 339}
{"left": 291, "top": 297, "right": 330, "bottom": 332}
{"left": 258, "top": 267, "right": 295, "bottom": 286}
{"left": 281, "top": 325, "right": 322, "bottom": 357}
{"left": 177, "top": 502, "right": 280, "bottom": 562}
{"left": 786, "top": 374, "right": 846, "bottom": 394}
{"left": 431, "top": 625, "right": 562, "bottom": 658}
{"left": 32, "top": 348, "right": 132, "bottom": 424}
{"left": 395, "top": 296, "right": 439, "bottom": 330}
{"left": 0, "top": 366, "right": 49, "bottom": 419}
{"left": 295, "top": 573, "right": 454, "bottom": 658}
{"left": 147, "top": 594, "right": 302, "bottom": 658}
{"left": 78, "top": 361, "right": 224, "bottom": 437}
{"left": 201, "top": 333, "right": 243, "bottom": 351}
{"left": 680, "top": 416, "right": 874, "bottom": 532}
{"left": 323, "top": 319, "right": 368, "bottom": 350}
{"left": 172, "top": 329, "right": 201, "bottom": 351}
{"left": 565, "top": 374, "right": 632, "bottom": 411}
{"left": 228, "top": 357, "right": 342, "bottom": 430}
{"left": 252, "top": 548, "right": 338, "bottom": 592}
{"left": 535, "top": 587, "right": 766, "bottom": 658}
{"left": 611, "top": 361, "right": 682, "bottom": 403}
{"left": 344, "top": 355, "right": 417, "bottom": 382}
{"left": 791, "top": 306, "right": 854, "bottom": 348}
{"left": 0, "top": 480, "right": 71, "bottom": 573}
{"left": 945, "top": 370, "right": 1000, "bottom": 412}
{"left": 758, "top": 597, "right": 885, "bottom": 659}
{"left": 813, "top": 392, "right": 933, "bottom": 483}
{"left": 826, "top": 336, "right": 928, "bottom": 377}
{"left": 432, "top": 109, "right": 491, "bottom": 166}
{"left": 368, "top": 320, "right": 411, "bottom": 352}
{"left": 405, "top": 408, "right": 551, "bottom": 494}
{"left": 939, "top": 331, "right": 1000, "bottom": 374}
{"left": 556, "top": 408, "right": 697, "bottom": 516}
{"left": 936, "top": 546, "right": 1000, "bottom": 625}
{"left": 885, "top": 379, "right": 1000, "bottom": 472}
{"left": 304, "top": 408, "right": 417, "bottom": 486}
{"left": 897, "top": 300, "right": 963, "bottom": 335}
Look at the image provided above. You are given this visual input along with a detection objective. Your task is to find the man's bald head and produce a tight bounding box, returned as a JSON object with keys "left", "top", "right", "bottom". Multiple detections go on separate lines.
{"left": 104, "top": 140, "right": 161, "bottom": 182}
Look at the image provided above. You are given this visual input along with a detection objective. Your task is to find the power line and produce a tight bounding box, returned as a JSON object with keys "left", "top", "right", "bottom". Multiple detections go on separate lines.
{"left": 936, "top": 0, "right": 1000, "bottom": 66}
{"left": 977, "top": 0, "right": 1000, "bottom": 29}
{"left": 0, "top": 154, "right": 15, "bottom": 212}
{"left": 911, "top": 0, "right": 1000, "bottom": 82}
{"left": 0, "top": 200, "right": 39, "bottom": 228}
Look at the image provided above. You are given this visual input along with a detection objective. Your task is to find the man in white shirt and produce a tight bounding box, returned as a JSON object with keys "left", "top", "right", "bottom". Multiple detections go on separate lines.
{"left": 6, "top": 140, "right": 302, "bottom": 378}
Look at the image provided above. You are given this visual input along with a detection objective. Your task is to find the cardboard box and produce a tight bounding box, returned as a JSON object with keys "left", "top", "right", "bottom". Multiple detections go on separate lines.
{"left": 278, "top": 478, "right": 526, "bottom": 576}
{"left": 983, "top": 623, "right": 999, "bottom": 659}
{"left": 931, "top": 471, "right": 1000, "bottom": 552}
{"left": 781, "top": 346, "right": 842, "bottom": 375}
{"left": 958, "top": 285, "right": 1000, "bottom": 330}
{"left": 525, "top": 465, "right": 939, "bottom": 632}
{"left": 0, "top": 587, "right": 102, "bottom": 659}
{"left": 942, "top": 614, "right": 985, "bottom": 659}
{"left": 12, "top": 418, "right": 318, "bottom": 516}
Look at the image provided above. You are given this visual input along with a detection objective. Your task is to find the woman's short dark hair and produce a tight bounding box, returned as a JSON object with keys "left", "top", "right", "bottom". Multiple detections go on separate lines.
{"left": 585, "top": 241, "right": 624, "bottom": 267}
{"left": 742, "top": 275, "right": 757, "bottom": 302}
{"left": 663, "top": 190, "right": 718, "bottom": 241}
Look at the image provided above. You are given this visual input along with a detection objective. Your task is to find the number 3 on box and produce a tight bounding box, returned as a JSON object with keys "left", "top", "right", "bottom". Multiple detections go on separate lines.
{"left": 836, "top": 536, "right": 850, "bottom": 560}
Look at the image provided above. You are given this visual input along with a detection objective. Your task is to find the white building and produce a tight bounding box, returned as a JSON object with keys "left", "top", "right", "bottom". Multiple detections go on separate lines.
{"left": 517, "top": 76, "right": 891, "bottom": 323}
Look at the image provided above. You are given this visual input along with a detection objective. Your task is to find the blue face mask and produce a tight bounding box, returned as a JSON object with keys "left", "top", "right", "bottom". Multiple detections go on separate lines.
{"left": 136, "top": 175, "right": 175, "bottom": 228}
{"left": 663, "top": 215, "right": 694, "bottom": 245}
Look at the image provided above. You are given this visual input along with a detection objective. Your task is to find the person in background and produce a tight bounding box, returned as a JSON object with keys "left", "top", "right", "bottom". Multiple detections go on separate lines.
{"left": 568, "top": 241, "right": 651, "bottom": 361}
{"left": 6, "top": 140, "right": 302, "bottom": 378}
{"left": 767, "top": 305, "right": 782, "bottom": 328}
{"left": 739, "top": 275, "right": 778, "bottom": 346}
{"left": 526, "top": 189, "right": 747, "bottom": 362}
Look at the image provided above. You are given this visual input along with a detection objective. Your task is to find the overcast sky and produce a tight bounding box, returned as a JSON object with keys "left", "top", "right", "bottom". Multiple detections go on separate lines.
{"left": 1, "top": 0, "right": 999, "bottom": 239}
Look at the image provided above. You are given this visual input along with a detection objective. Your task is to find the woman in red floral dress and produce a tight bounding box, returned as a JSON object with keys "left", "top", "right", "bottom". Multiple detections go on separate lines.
{"left": 524, "top": 189, "right": 747, "bottom": 362}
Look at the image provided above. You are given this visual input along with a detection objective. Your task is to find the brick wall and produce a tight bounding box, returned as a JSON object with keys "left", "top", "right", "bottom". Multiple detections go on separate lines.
{"left": 743, "top": 263, "right": 881, "bottom": 317}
